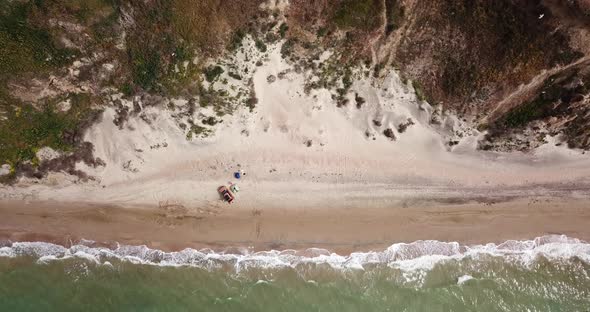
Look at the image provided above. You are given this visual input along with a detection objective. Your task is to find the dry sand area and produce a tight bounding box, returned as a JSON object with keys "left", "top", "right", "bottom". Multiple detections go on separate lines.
{"left": 2, "top": 45, "right": 590, "bottom": 251}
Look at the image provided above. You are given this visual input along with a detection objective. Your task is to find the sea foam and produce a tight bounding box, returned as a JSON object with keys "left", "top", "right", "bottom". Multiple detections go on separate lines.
{"left": 1, "top": 235, "right": 589, "bottom": 273}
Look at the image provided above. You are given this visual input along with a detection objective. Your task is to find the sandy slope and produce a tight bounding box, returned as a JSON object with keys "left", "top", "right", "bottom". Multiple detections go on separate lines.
{"left": 1, "top": 43, "right": 590, "bottom": 249}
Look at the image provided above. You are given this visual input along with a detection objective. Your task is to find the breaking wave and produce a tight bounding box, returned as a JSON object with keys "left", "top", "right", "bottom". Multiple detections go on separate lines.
{"left": 1, "top": 235, "right": 589, "bottom": 273}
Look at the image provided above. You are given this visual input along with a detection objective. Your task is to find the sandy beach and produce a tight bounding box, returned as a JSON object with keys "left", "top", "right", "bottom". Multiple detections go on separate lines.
{"left": 1, "top": 195, "right": 589, "bottom": 254}
{"left": 2, "top": 44, "right": 590, "bottom": 254}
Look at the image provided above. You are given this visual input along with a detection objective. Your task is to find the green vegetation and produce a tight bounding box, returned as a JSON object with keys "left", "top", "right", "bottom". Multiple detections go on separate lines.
{"left": 412, "top": 80, "right": 427, "bottom": 102}
{"left": 502, "top": 100, "right": 548, "bottom": 128}
{"left": 342, "top": 69, "right": 353, "bottom": 90}
{"left": 228, "top": 72, "right": 242, "bottom": 81}
{"left": 228, "top": 29, "right": 246, "bottom": 51}
{"left": 0, "top": 0, "right": 266, "bottom": 181}
{"left": 434, "top": 1, "right": 581, "bottom": 103}
{"left": 186, "top": 124, "right": 211, "bottom": 140}
{"left": 90, "top": 4, "right": 120, "bottom": 40}
{"left": 162, "top": 48, "right": 202, "bottom": 96}
{"left": 38, "top": 0, "right": 117, "bottom": 25}
{"left": 556, "top": 50, "right": 585, "bottom": 66}
{"left": 385, "top": 0, "right": 404, "bottom": 34}
{"left": 122, "top": 1, "right": 174, "bottom": 93}
{"left": 316, "top": 27, "right": 328, "bottom": 37}
{"left": 255, "top": 39, "right": 268, "bottom": 53}
{"left": 303, "top": 54, "right": 356, "bottom": 100}
{"left": 441, "top": 58, "right": 478, "bottom": 98}
{"left": 122, "top": 1, "right": 216, "bottom": 94}
{"left": 171, "top": 0, "right": 224, "bottom": 52}
{"left": 333, "top": 0, "right": 382, "bottom": 30}
{"left": 500, "top": 73, "right": 587, "bottom": 128}
{"left": 120, "top": 83, "right": 134, "bottom": 97}
{"left": 0, "top": 0, "right": 113, "bottom": 181}
{"left": 204, "top": 66, "right": 224, "bottom": 83}
{"left": 197, "top": 85, "right": 236, "bottom": 116}
{"left": 279, "top": 23, "right": 289, "bottom": 38}
{"left": 246, "top": 96, "right": 257, "bottom": 112}
{"left": 0, "top": 92, "right": 97, "bottom": 169}
{"left": 0, "top": 2, "right": 76, "bottom": 75}
{"left": 201, "top": 116, "right": 219, "bottom": 126}
{"left": 130, "top": 49, "right": 162, "bottom": 90}
{"left": 171, "top": 0, "right": 262, "bottom": 54}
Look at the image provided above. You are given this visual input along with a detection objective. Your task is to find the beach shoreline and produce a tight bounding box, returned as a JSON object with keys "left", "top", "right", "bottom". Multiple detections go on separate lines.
{"left": 2, "top": 196, "right": 589, "bottom": 254}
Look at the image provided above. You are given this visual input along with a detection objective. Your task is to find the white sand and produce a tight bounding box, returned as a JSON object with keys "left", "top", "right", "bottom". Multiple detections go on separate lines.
{"left": 2, "top": 42, "right": 590, "bottom": 209}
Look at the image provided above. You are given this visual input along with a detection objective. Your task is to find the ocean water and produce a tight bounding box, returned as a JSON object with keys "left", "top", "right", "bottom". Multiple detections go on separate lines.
{"left": 1, "top": 236, "right": 589, "bottom": 312}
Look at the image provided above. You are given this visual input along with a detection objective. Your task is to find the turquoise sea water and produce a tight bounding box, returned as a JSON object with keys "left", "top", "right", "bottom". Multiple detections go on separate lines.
{"left": 1, "top": 236, "right": 589, "bottom": 312}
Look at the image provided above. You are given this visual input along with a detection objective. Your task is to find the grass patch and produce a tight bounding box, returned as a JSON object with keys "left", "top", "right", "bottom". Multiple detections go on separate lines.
{"left": 161, "top": 44, "right": 202, "bottom": 96}
{"left": 228, "top": 29, "right": 246, "bottom": 51}
{"left": 202, "top": 116, "right": 219, "bottom": 126}
{"left": 317, "top": 27, "right": 328, "bottom": 37}
{"left": 90, "top": 6, "right": 120, "bottom": 41}
{"left": 186, "top": 124, "right": 211, "bottom": 140}
{"left": 171, "top": 0, "right": 263, "bottom": 54}
{"left": 436, "top": 1, "right": 580, "bottom": 102}
{"left": 279, "top": 23, "right": 289, "bottom": 38}
{"left": 502, "top": 101, "right": 548, "bottom": 128}
{"left": 499, "top": 72, "right": 587, "bottom": 128}
{"left": 440, "top": 58, "right": 479, "bottom": 98}
{"left": 385, "top": 0, "right": 404, "bottom": 34}
{"left": 129, "top": 48, "right": 162, "bottom": 90}
{"left": 34, "top": 0, "right": 117, "bottom": 25}
{"left": 120, "top": 83, "right": 134, "bottom": 96}
{"left": 204, "top": 65, "right": 224, "bottom": 83}
{"left": 333, "top": 0, "right": 383, "bottom": 31}
{"left": 0, "top": 1, "right": 76, "bottom": 75}
{"left": 198, "top": 85, "right": 235, "bottom": 115}
{"left": 171, "top": 0, "right": 225, "bottom": 53}
{"left": 255, "top": 39, "right": 268, "bottom": 53}
{"left": 0, "top": 91, "right": 97, "bottom": 168}
{"left": 412, "top": 80, "right": 427, "bottom": 102}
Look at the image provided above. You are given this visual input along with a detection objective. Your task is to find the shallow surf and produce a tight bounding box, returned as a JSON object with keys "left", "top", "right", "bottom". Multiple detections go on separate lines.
{"left": 1, "top": 235, "right": 589, "bottom": 311}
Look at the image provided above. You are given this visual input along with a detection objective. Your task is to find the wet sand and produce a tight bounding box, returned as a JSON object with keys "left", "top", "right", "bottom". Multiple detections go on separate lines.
{"left": 1, "top": 197, "right": 589, "bottom": 254}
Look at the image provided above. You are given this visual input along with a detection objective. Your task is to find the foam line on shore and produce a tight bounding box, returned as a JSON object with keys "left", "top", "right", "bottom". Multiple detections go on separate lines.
{"left": 1, "top": 235, "right": 589, "bottom": 273}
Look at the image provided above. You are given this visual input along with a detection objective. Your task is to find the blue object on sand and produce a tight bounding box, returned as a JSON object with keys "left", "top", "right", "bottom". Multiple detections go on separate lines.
{"left": 234, "top": 172, "right": 241, "bottom": 179}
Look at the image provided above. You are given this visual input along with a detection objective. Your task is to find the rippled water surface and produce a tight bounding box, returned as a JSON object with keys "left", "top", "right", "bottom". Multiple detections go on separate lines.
{"left": 1, "top": 236, "right": 589, "bottom": 311}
